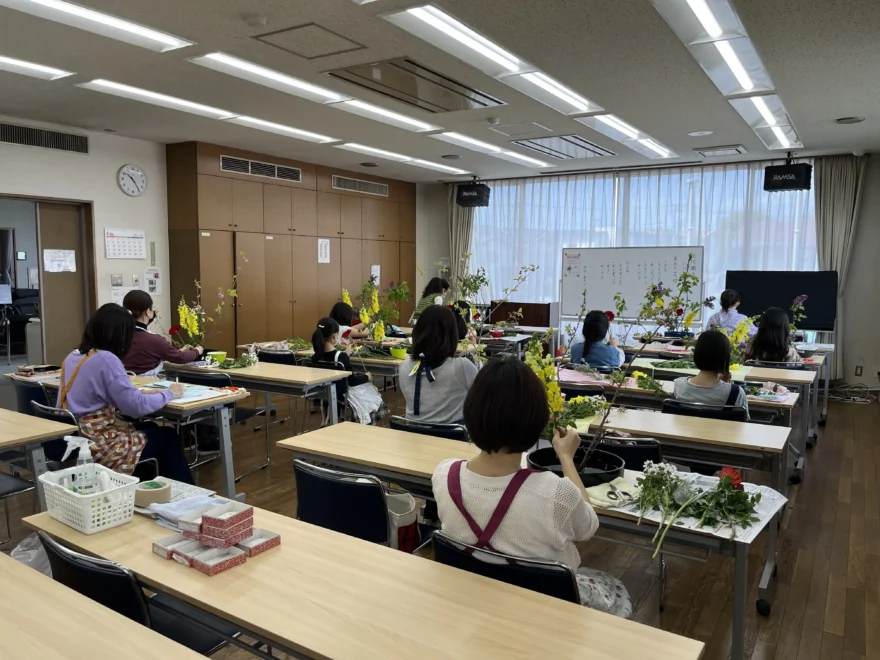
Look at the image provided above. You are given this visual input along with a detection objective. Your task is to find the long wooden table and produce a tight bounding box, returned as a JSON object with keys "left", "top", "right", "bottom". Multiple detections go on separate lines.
{"left": 25, "top": 509, "right": 704, "bottom": 660}
{"left": 277, "top": 423, "right": 780, "bottom": 660}
{"left": 0, "top": 553, "right": 202, "bottom": 660}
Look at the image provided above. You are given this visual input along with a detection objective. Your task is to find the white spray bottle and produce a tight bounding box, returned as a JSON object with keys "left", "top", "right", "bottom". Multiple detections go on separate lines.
{"left": 61, "top": 435, "right": 97, "bottom": 494}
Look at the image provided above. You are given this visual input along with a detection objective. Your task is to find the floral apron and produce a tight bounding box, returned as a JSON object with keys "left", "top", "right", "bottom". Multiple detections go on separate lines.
{"left": 59, "top": 351, "right": 147, "bottom": 475}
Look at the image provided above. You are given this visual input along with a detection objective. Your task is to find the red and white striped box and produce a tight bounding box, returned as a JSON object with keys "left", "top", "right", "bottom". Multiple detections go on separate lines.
{"left": 177, "top": 506, "right": 215, "bottom": 534}
{"left": 236, "top": 529, "right": 281, "bottom": 558}
{"left": 201, "top": 517, "right": 253, "bottom": 540}
{"left": 199, "top": 524, "right": 254, "bottom": 549}
{"left": 191, "top": 547, "right": 247, "bottom": 577}
{"left": 152, "top": 533, "right": 190, "bottom": 560}
{"left": 169, "top": 540, "right": 210, "bottom": 567}
{"left": 201, "top": 502, "right": 253, "bottom": 530}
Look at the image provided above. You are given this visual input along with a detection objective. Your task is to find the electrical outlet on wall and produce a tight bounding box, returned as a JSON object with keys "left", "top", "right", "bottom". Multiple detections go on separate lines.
{"left": 855, "top": 365, "right": 863, "bottom": 377}
{"left": 132, "top": 274, "right": 139, "bottom": 286}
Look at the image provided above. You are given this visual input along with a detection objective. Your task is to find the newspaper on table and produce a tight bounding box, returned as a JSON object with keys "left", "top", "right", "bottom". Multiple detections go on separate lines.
{"left": 607, "top": 472, "right": 787, "bottom": 545}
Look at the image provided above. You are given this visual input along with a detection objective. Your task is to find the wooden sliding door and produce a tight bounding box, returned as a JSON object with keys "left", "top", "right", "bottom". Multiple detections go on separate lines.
{"left": 234, "top": 232, "right": 266, "bottom": 345}
{"left": 264, "top": 234, "right": 293, "bottom": 341}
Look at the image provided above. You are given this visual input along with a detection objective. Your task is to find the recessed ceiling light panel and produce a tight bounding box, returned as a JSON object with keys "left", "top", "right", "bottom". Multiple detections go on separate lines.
{"left": 0, "top": 54, "right": 74, "bottom": 80}
{"left": 78, "top": 79, "right": 236, "bottom": 119}
{"left": 575, "top": 114, "right": 676, "bottom": 159}
{"left": 330, "top": 99, "right": 440, "bottom": 132}
{"left": 652, "top": 0, "right": 746, "bottom": 44}
{"left": 335, "top": 143, "right": 412, "bottom": 161}
{"left": 491, "top": 150, "right": 551, "bottom": 168}
{"left": 502, "top": 71, "right": 603, "bottom": 115}
{"left": 432, "top": 131, "right": 501, "bottom": 154}
{"left": 694, "top": 144, "right": 747, "bottom": 157}
{"left": 0, "top": 0, "right": 193, "bottom": 52}
{"left": 688, "top": 36, "right": 773, "bottom": 95}
{"left": 224, "top": 116, "right": 338, "bottom": 144}
{"left": 728, "top": 94, "right": 791, "bottom": 129}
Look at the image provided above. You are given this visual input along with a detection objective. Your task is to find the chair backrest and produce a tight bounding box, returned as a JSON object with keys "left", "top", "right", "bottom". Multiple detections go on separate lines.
{"left": 293, "top": 460, "right": 389, "bottom": 544}
{"left": 38, "top": 531, "right": 151, "bottom": 625}
{"left": 745, "top": 360, "right": 806, "bottom": 371}
{"left": 12, "top": 378, "right": 49, "bottom": 415}
{"left": 389, "top": 415, "right": 468, "bottom": 442}
{"left": 597, "top": 439, "right": 662, "bottom": 471}
{"left": 31, "top": 401, "right": 79, "bottom": 427}
{"left": 432, "top": 532, "right": 580, "bottom": 604}
{"left": 662, "top": 398, "right": 748, "bottom": 423}
{"left": 176, "top": 371, "right": 232, "bottom": 387}
{"left": 257, "top": 350, "right": 298, "bottom": 366}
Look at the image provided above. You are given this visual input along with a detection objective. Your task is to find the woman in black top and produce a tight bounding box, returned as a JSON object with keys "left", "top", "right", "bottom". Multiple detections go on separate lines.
{"left": 310, "top": 317, "right": 370, "bottom": 400}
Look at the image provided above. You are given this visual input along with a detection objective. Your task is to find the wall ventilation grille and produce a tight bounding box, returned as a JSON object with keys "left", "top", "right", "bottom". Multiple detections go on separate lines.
{"left": 220, "top": 155, "right": 302, "bottom": 182}
{"left": 331, "top": 175, "right": 389, "bottom": 196}
{"left": 0, "top": 122, "right": 88, "bottom": 154}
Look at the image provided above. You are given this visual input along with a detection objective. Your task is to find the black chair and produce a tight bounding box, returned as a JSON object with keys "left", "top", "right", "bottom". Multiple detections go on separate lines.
{"left": 389, "top": 415, "right": 468, "bottom": 442}
{"left": 597, "top": 439, "right": 662, "bottom": 471}
{"left": 0, "top": 472, "right": 34, "bottom": 545}
{"left": 661, "top": 398, "right": 749, "bottom": 423}
{"left": 0, "top": 379, "right": 50, "bottom": 470}
{"left": 38, "top": 532, "right": 239, "bottom": 654}
{"left": 294, "top": 460, "right": 390, "bottom": 545}
{"left": 432, "top": 532, "right": 580, "bottom": 604}
{"left": 313, "top": 359, "right": 355, "bottom": 423}
{"left": 657, "top": 351, "right": 690, "bottom": 360}
{"left": 256, "top": 350, "right": 298, "bottom": 366}
{"left": 745, "top": 360, "right": 806, "bottom": 370}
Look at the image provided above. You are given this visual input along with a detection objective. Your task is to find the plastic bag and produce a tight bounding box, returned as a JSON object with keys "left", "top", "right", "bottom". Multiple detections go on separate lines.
{"left": 10, "top": 532, "right": 51, "bottom": 577}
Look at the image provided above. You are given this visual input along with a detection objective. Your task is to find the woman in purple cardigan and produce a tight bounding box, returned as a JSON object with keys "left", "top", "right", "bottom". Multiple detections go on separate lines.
{"left": 122, "top": 290, "right": 203, "bottom": 375}
{"left": 57, "top": 304, "right": 194, "bottom": 483}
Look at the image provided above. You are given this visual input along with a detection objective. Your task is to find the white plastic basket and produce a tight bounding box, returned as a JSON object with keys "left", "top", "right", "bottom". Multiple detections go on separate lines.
{"left": 39, "top": 465, "right": 139, "bottom": 534}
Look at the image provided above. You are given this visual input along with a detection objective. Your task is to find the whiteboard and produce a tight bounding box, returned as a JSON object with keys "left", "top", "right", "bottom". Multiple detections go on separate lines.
{"left": 560, "top": 246, "right": 704, "bottom": 318}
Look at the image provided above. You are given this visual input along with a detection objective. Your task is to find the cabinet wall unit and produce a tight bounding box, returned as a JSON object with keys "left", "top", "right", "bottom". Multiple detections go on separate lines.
{"left": 167, "top": 142, "right": 418, "bottom": 347}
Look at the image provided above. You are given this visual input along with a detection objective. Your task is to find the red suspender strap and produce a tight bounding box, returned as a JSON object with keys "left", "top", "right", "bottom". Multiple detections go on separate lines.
{"left": 446, "top": 460, "right": 535, "bottom": 558}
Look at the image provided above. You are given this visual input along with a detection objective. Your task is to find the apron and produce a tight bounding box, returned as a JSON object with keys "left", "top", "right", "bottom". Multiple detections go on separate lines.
{"left": 410, "top": 357, "right": 436, "bottom": 416}
{"left": 59, "top": 351, "right": 147, "bottom": 475}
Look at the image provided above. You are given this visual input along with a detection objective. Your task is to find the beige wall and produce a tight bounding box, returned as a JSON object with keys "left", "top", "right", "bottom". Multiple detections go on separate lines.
{"left": 415, "top": 183, "right": 450, "bottom": 295}
{"left": 842, "top": 155, "right": 880, "bottom": 386}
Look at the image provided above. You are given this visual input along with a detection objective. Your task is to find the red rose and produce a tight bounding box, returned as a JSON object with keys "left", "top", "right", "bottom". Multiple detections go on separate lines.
{"left": 675, "top": 308, "right": 684, "bottom": 316}
{"left": 604, "top": 311, "right": 615, "bottom": 322}
{"left": 556, "top": 347, "right": 565, "bottom": 357}
{"left": 473, "top": 312, "right": 481, "bottom": 320}
{"left": 168, "top": 324, "right": 182, "bottom": 336}
{"left": 720, "top": 466, "right": 743, "bottom": 490}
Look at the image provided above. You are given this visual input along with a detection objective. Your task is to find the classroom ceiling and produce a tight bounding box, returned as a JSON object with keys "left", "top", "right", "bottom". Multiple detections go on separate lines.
{"left": 0, "top": 0, "right": 877, "bottom": 183}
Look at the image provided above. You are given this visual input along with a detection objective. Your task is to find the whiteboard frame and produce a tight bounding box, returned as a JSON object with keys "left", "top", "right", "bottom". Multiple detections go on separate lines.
{"left": 559, "top": 245, "right": 705, "bottom": 321}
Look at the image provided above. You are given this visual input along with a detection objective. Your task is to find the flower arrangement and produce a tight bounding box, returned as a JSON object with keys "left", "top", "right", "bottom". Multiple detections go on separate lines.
{"left": 790, "top": 294, "right": 808, "bottom": 337}
{"left": 351, "top": 278, "right": 410, "bottom": 342}
{"left": 631, "top": 370, "right": 667, "bottom": 397}
{"left": 171, "top": 252, "right": 244, "bottom": 347}
{"left": 717, "top": 315, "right": 756, "bottom": 369}
{"left": 641, "top": 254, "right": 715, "bottom": 336}
{"left": 286, "top": 337, "right": 311, "bottom": 351}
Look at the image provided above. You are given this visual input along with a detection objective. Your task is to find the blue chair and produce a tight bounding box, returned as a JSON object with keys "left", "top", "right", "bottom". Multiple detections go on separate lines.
{"left": 432, "top": 532, "right": 580, "bottom": 604}
{"left": 389, "top": 416, "right": 468, "bottom": 442}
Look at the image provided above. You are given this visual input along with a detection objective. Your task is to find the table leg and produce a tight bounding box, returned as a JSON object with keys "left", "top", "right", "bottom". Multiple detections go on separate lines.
{"left": 27, "top": 444, "right": 48, "bottom": 511}
{"left": 216, "top": 405, "right": 244, "bottom": 502}
{"left": 326, "top": 382, "right": 339, "bottom": 425}
{"left": 732, "top": 542, "right": 748, "bottom": 660}
{"left": 820, "top": 358, "right": 830, "bottom": 424}
{"left": 809, "top": 367, "right": 819, "bottom": 447}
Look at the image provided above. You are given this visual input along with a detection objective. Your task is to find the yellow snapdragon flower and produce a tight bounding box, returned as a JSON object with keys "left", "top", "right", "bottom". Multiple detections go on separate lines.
{"left": 632, "top": 371, "right": 647, "bottom": 379}
{"left": 341, "top": 289, "right": 352, "bottom": 306}
{"left": 373, "top": 320, "right": 385, "bottom": 342}
{"left": 654, "top": 297, "right": 665, "bottom": 308}
{"left": 682, "top": 310, "right": 697, "bottom": 329}
{"left": 359, "top": 308, "right": 371, "bottom": 325}
{"left": 370, "top": 289, "right": 380, "bottom": 315}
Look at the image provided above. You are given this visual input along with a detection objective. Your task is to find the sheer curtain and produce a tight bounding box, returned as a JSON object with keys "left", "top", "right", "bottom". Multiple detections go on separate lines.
{"left": 472, "top": 161, "right": 816, "bottom": 303}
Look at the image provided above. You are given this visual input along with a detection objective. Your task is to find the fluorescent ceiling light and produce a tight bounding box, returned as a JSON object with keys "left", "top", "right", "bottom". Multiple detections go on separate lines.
{"left": 191, "top": 53, "right": 346, "bottom": 103}
{"left": 0, "top": 54, "right": 73, "bottom": 80}
{"left": 505, "top": 71, "right": 602, "bottom": 115}
{"left": 432, "top": 132, "right": 501, "bottom": 153}
{"left": 751, "top": 96, "right": 776, "bottom": 126}
{"left": 78, "top": 79, "right": 236, "bottom": 119}
{"left": 225, "top": 116, "right": 337, "bottom": 144}
{"left": 686, "top": 0, "right": 722, "bottom": 37}
{"left": 409, "top": 159, "right": 470, "bottom": 175}
{"left": 713, "top": 40, "right": 753, "bottom": 91}
{"left": 770, "top": 126, "right": 790, "bottom": 148}
{"left": 0, "top": 0, "right": 192, "bottom": 52}
{"left": 639, "top": 139, "right": 671, "bottom": 157}
{"left": 336, "top": 143, "right": 412, "bottom": 161}
{"left": 332, "top": 99, "right": 440, "bottom": 132}
{"left": 406, "top": 5, "right": 521, "bottom": 73}
{"left": 596, "top": 114, "right": 640, "bottom": 140}
{"left": 495, "top": 150, "right": 550, "bottom": 167}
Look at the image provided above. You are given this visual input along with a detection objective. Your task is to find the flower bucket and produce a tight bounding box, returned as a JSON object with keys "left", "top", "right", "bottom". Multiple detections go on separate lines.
{"left": 527, "top": 447, "right": 624, "bottom": 488}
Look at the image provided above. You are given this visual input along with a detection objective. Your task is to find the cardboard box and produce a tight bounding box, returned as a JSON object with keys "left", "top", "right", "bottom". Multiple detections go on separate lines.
{"left": 152, "top": 533, "right": 191, "bottom": 560}
{"left": 201, "top": 516, "right": 254, "bottom": 540}
{"left": 201, "top": 502, "right": 253, "bottom": 529}
{"left": 191, "top": 547, "right": 247, "bottom": 576}
{"left": 177, "top": 506, "right": 215, "bottom": 534}
{"left": 199, "top": 524, "right": 254, "bottom": 549}
{"left": 236, "top": 529, "right": 281, "bottom": 558}
{"left": 170, "top": 539, "right": 210, "bottom": 567}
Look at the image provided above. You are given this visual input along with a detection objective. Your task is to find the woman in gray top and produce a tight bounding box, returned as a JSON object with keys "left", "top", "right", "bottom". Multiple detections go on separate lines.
{"left": 398, "top": 305, "right": 477, "bottom": 424}
{"left": 673, "top": 330, "right": 749, "bottom": 418}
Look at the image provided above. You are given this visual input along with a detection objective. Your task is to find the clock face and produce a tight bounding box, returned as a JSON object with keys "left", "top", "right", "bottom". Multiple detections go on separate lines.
{"left": 118, "top": 164, "right": 147, "bottom": 197}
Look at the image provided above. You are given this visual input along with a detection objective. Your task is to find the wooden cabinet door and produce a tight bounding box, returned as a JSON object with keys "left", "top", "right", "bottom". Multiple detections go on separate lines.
{"left": 265, "top": 234, "right": 293, "bottom": 341}
{"left": 317, "top": 237, "right": 341, "bottom": 315}
{"left": 362, "top": 239, "right": 382, "bottom": 285}
{"left": 340, "top": 196, "right": 362, "bottom": 238}
{"left": 361, "top": 198, "right": 382, "bottom": 240}
{"left": 317, "top": 192, "right": 341, "bottom": 237}
{"left": 197, "top": 175, "right": 233, "bottom": 230}
{"left": 380, "top": 201, "right": 399, "bottom": 242}
{"left": 291, "top": 188, "right": 318, "bottom": 236}
{"left": 292, "top": 235, "right": 320, "bottom": 339}
{"left": 232, "top": 180, "right": 263, "bottom": 232}
{"left": 340, "top": 238, "right": 363, "bottom": 299}
{"left": 381, "top": 240, "right": 401, "bottom": 320}
{"left": 399, "top": 203, "right": 416, "bottom": 242}
{"left": 198, "top": 230, "right": 235, "bottom": 354}
{"left": 399, "top": 241, "right": 417, "bottom": 323}
{"left": 234, "top": 232, "right": 267, "bottom": 345}
{"left": 263, "top": 184, "right": 292, "bottom": 234}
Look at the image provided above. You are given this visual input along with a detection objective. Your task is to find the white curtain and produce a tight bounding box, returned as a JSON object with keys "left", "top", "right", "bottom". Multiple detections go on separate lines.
{"left": 815, "top": 154, "right": 869, "bottom": 380}
{"left": 447, "top": 184, "right": 476, "bottom": 288}
{"left": 471, "top": 160, "right": 816, "bottom": 303}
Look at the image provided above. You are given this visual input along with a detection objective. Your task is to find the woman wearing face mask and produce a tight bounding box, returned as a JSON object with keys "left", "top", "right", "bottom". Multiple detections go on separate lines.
{"left": 122, "top": 290, "right": 203, "bottom": 375}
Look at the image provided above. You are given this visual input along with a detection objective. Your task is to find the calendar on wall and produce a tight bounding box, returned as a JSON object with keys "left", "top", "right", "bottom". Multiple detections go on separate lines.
{"left": 104, "top": 228, "right": 147, "bottom": 260}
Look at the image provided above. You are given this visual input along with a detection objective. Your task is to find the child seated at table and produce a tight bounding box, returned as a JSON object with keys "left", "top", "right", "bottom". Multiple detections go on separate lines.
{"left": 673, "top": 330, "right": 749, "bottom": 418}
{"left": 570, "top": 310, "right": 625, "bottom": 368}
{"left": 742, "top": 307, "right": 803, "bottom": 364}
{"left": 431, "top": 358, "right": 632, "bottom": 618}
{"left": 706, "top": 289, "right": 757, "bottom": 336}
{"left": 328, "top": 302, "right": 369, "bottom": 346}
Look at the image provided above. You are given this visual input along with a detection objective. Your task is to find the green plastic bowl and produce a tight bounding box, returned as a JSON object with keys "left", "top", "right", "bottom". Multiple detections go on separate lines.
{"left": 206, "top": 351, "right": 227, "bottom": 364}
{"left": 389, "top": 347, "right": 407, "bottom": 359}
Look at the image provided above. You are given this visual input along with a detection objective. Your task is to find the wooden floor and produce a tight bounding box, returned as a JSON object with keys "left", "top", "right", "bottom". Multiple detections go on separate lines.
{"left": 3, "top": 389, "right": 878, "bottom": 660}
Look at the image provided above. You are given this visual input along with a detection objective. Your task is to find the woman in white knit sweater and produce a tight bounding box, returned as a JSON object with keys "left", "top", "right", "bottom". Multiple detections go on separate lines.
{"left": 431, "top": 358, "right": 632, "bottom": 618}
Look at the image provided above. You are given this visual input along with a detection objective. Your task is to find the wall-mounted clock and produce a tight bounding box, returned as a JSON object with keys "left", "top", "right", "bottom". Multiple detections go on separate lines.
{"left": 118, "top": 164, "right": 147, "bottom": 197}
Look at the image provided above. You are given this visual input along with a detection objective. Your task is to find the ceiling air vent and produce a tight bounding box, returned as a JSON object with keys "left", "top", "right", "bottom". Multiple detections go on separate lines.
{"left": 694, "top": 145, "right": 748, "bottom": 158}
{"left": 332, "top": 175, "right": 388, "bottom": 197}
{"left": 512, "top": 135, "right": 615, "bottom": 160}
{"left": 220, "top": 155, "right": 302, "bottom": 182}
{"left": 0, "top": 122, "right": 88, "bottom": 154}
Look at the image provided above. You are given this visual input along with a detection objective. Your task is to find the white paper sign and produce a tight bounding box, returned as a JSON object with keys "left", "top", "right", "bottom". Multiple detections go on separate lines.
{"left": 43, "top": 249, "right": 77, "bottom": 273}
{"left": 111, "top": 285, "right": 138, "bottom": 305}
{"left": 105, "top": 228, "right": 147, "bottom": 259}
{"left": 0, "top": 285, "right": 11, "bottom": 305}
{"left": 144, "top": 267, "right": 162, "bottom": 295}
{"left": 370, "top": 264, "right": 380, "bottom": 283}
{"left": 318, "top": 238, "right": 331, "bottom": 264}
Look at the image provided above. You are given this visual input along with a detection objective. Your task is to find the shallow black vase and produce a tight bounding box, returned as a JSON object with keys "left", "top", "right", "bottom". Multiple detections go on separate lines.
{"left": 527, "top": 447, "right": 625, "bottom": 488}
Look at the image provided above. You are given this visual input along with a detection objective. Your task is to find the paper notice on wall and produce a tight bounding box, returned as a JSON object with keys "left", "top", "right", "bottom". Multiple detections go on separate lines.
{"left": 105, "top": 228, "right": 147, "bottom": 259}
{"left": 144, "top": 267, "right": 162, "bottom": 295}
{"left": 0, "top": 285, "right": 11, "bottom": 305}
{"left": 111, "top": 286, "right": 138, "bottom": 306}
{"left": 318, "top": 238, "right": 331, "bottom": 264}
{"left": 43, "top": 249, "right": 76, "bottom": 273}
{"left": 370, "top": 264, "right": 380, "bottom": 283}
